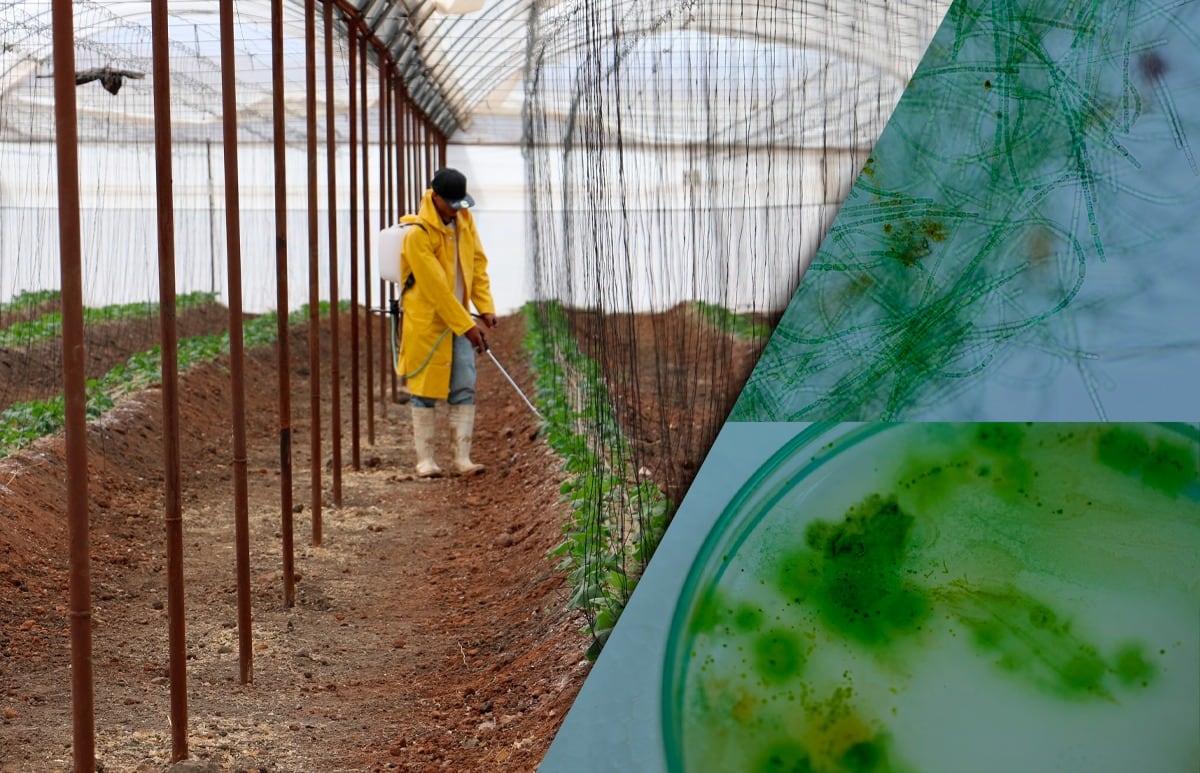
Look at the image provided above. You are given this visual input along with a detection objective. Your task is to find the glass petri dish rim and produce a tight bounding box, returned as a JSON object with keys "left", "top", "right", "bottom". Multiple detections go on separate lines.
{"left": 658, "top": 421, "right": 1200, "bottom": 772}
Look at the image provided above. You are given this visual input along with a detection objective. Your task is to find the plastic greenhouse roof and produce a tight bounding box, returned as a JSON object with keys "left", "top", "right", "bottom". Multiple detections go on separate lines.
{"left": 0, "top": 0, "right": 948, "bottom": 146}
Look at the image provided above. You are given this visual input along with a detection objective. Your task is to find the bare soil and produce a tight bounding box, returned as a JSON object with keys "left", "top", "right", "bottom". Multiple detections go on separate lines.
{"left": 0, "top": 304, "right": 761, "bottom": 772}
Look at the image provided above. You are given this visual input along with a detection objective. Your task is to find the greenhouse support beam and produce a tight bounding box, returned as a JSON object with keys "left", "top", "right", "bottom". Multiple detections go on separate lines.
{"left": 414, "top": 105, "right": 426, "bottom": 201}
{"left": 348, "top": 26, "right": 362, "bottom": 472}
{"left": 219, "top": 0, "right": 255, "bottom": 687}
{"left": 306, "top": 0, "right": 324, "bottom": 547}
{"left": 379, "top": 58, "right": 388, "bottom": 414}
{"left": 51, "top": 1, "right": 96, "bottom": 770}
{"left": 425, "top": 112, "right": 435, "bottom": 197}
{"left": 394, "top": 75, "right": 407, "bottom": 223}
{"left": 324, "top": 0, "right": 344, "bottom": 508}
{"left": 408, "top": 95, "right": 419, "bottom": 202}
{"left": 361, "top": 35, "right": 376, "bottom": 448}
{"left": 405, "top": 91, "right": 417, "bottom": 211}
{"left": 422, "top": 108, "right": 431, "bottom": 199}
{"left": 328, "top": 0, "right": 455, "bottom": 140}
{"left": 412, "top": 86, "right": 423, "bottom": 207}
{"left": 271, "top": 0, "right": 297, "bottom": 608}
{"left": 151, "top": 0, "right": 189, "bottom": 759}
{"left": 438, "top": 121, "right": 447, "bottom": 167}
{"left": 383, "top": 62, "right": 396, "bottom": 407}
{"left": 397, "top": 75, "right": 410, "bottom": 390}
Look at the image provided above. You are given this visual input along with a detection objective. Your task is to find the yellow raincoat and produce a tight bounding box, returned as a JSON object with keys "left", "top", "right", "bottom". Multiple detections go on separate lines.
{"left": 396, "top": 188, "right": 495, "bottom": 399}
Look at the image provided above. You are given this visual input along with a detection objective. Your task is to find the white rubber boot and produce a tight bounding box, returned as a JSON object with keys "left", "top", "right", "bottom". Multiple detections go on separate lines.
{"left": 410, "top": 405, "right": 443, "bottom": 478}
{"left": 448, "top": 404, "right": 485, "bottom": 476}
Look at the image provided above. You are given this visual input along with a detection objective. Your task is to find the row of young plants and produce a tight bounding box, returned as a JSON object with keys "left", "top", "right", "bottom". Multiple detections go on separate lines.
{"left": 688, "top": 299, "right": 773, "bottom": 341}
{"left": 0, "top": 291, "right": 217, "bottom": 346}
{"left": 0, "top": 289, "right": 61, "bottom": 313}
{"left": 522, "top": 301, "right": 673, "bottom": 659}
{"left": 0, "top": 303, "right": 334, "bottom": 459}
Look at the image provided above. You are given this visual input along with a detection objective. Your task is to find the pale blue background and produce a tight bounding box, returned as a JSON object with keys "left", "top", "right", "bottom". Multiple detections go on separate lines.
{"left": 733, "top": 0, "right": 1200, "bottom": 422}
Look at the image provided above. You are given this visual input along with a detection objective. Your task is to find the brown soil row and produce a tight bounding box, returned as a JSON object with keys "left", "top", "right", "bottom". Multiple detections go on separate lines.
{"left": 0, "top": 312, "right": 590, "bottom": 771}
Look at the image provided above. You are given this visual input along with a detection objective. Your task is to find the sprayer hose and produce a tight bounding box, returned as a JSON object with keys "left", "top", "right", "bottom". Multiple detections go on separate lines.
{"left": 392, "top": 317, "right": 452, "bottom": 379}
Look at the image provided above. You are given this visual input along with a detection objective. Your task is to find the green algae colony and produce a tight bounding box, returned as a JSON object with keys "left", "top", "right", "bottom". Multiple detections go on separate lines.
{"left": 777, "top": 495, "right": 930, "bottom": 646}
{"left": 728, "top": 0, "right": 1200, "bottom": 423}
{"left": 665, "top": 423, "right": 1199, "bottom": 773}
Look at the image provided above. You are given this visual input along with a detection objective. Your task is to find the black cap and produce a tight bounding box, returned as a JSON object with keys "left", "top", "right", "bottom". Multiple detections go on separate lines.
{"left": 430, "top": 168, "right": 475, "bottom": 210}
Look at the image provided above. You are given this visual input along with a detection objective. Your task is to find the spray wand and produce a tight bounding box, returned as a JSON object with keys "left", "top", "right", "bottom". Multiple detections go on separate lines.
{"left": 473, "top": 314, "right": 544, "bottom": 421}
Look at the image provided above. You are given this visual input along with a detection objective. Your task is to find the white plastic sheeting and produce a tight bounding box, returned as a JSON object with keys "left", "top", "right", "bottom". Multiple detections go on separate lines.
{"left": 0, "top": 139, "right": 532, "bottom": 314}
{"left": 1, "top": 0, "right": 952, "bottom": 312}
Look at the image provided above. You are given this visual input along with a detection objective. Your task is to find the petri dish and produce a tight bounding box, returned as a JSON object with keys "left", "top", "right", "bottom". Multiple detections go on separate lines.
{"left": 662, "top": 423, "right": 1200, "bottom": 773}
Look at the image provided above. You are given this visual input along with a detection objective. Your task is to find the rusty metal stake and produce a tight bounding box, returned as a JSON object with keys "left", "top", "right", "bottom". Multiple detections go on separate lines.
{"left": 361, "top": 37, "right": 376, "bottom": 447}
{"left": 379, "top": 61, "right": 391, "bottom": 415}
{"left": 151, "top": 0, "right": 190, "bottom": 757}
{"left": 271, "top": 0, "right": 296, "bottom": 608}
{"left": 348, "top": 26, "right": 362, "bottom": 471}
{"left": 305, "top": 0, "right": 323, "bottom": 546}
{"left": 324, "top": 0, "right": 344, "bottom": 507}
{"left": 52, "top": 1, "right": 95, "bottom": 769}
{"left": 219, "top": 0, "right": 254, "bottom": 686}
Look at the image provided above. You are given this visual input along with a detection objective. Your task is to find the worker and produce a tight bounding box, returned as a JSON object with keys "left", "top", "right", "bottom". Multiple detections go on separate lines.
{"left": 397, "top": 167, "right": 497, "bottom": 477}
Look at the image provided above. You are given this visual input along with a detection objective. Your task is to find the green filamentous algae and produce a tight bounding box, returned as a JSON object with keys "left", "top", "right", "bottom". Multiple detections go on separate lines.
{"left": 667, "top": 423, "right": 1199, "bottom": 773}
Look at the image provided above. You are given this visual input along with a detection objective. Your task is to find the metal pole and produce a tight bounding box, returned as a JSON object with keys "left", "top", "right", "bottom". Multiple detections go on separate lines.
{"left": 347, "top": 25, "right": 361, "bottom": 470}
{"left": 151, "top": 0, "right": 189, "bottom": 758}
{"left": 393, "top": 76, "right": 407, "bottom": 403}
{"left": 420, "top": 106, "right": 428, "bottom": 201}
{"left": 277, "top": 0, "right": 450, "bottom": 192}
{"left": 219, "top": 0, "right": 254, "bottom": 685}
{"left": 428, "top": 117, "right": 436, "bottom": 197}
{"left": 376, "top": 61, "right": 386, "bottom": 410}
{"left": 418, "top": 112, "right": 425, "bottom": 180}
{"left": 361, "top": 38, "right": 375, "bottom": 447}
{"left": 409, "top": 95, "right": 421, "bottom": 207}
{"left": 413, "top": 96, "right": 422, "bottom": 208}
{"left": 323, "top": 0, "right": 343, "bottom": 507}
{"left": 51, "top": 1, "right": 95, "bottom": 769}
{"left": 385, "top": 68, "right": 397, "bottom": 404}
{"left": 305, "top": 0, "right": 324, "bottom": 545}
{"left": 401, "top": 92, "right": 411, "bottom": 208}
{"left": 395, "top": 81, "right": 406, "bottom": 215}
{"left": 271, "top": 0, "right": 296, "bottom": 608}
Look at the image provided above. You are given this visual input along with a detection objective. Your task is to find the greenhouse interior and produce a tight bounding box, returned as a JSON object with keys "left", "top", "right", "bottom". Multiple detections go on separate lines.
{"left": 2, "top": 0, "right": 1199, "bottom": 771}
